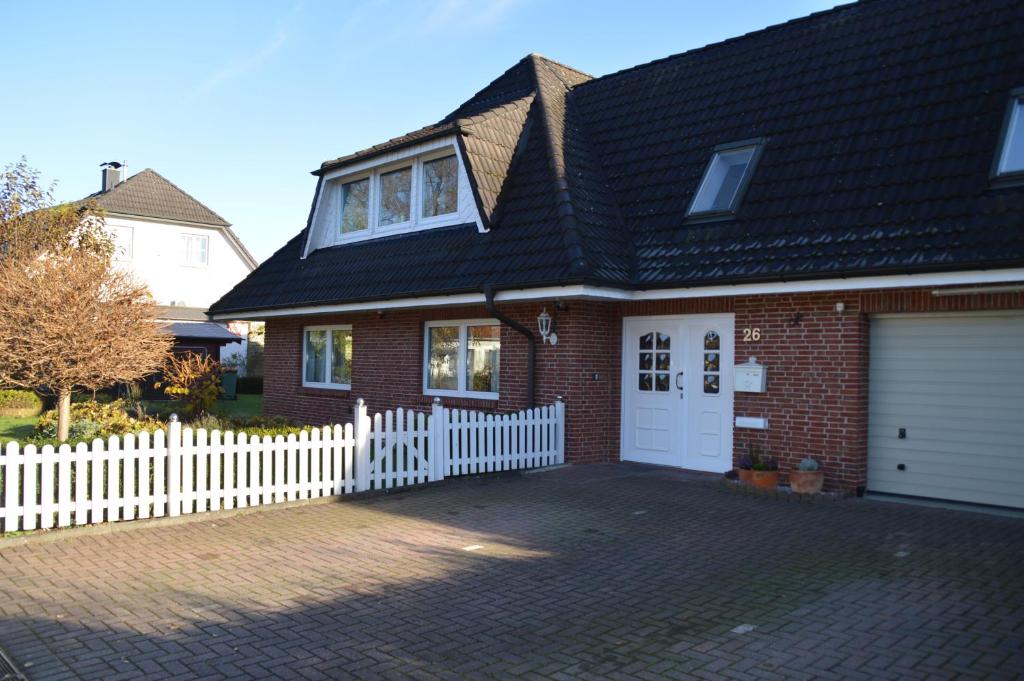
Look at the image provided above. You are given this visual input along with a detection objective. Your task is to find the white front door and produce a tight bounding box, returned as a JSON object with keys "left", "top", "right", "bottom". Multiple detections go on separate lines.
{"left": 621, "top": 314, "right": 734, "bottom": 472}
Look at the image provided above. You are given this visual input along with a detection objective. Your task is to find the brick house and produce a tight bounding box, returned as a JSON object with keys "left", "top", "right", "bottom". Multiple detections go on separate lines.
{"left": 210, "top": 0, "right": 1024, "bottom": 507}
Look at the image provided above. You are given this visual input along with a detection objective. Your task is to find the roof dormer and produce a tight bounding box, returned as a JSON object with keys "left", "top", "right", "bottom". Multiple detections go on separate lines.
{"left": 303, "top": 135, "right": 482, "bottom": 257}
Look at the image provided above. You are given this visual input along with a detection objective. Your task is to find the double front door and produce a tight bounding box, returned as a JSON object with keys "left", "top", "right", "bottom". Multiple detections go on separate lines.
{"left": 621, "top": 314, "right": 734, "bottom": 472}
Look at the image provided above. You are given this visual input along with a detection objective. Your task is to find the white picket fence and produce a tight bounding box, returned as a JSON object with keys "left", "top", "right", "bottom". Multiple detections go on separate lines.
{"left": 0, "top": 399, "right": 564, "bottom": 534}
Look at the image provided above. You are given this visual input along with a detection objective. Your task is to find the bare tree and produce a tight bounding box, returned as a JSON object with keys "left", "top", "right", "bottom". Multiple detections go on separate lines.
{"left": 0, "top": 159, "right": 173, "bottom": 441}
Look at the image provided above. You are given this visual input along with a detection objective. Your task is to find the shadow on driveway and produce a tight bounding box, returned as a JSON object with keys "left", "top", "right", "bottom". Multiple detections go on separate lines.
{"left": 1, "top": 464, "right": 1022, "bottom": 679}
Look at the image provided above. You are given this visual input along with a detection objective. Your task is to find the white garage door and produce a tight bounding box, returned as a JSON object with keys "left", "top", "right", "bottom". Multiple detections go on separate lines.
{"left": 868, "top": 313, "right": 1024, "bottom": 508}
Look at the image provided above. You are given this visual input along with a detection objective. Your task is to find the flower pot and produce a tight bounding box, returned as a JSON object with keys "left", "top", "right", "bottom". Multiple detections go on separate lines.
{"left": 738, "top": 469, "right": 753, "bottom": 484}
{"left": 789, "top": 470, "right": 824, "bottom": 494}
{"left": 750, "top": 470, "right": 779, "bottom": 490}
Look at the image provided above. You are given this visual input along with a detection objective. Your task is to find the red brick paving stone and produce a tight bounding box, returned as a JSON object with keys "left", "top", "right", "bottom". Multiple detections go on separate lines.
{"left": 0, "top": 464, "right": 1023, "bottom": 679}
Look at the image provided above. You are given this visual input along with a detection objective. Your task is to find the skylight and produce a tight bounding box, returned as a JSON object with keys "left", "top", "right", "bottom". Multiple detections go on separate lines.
{"left": 995, "top": 89, "right": 1024, "bottom": 179}
{"left": 687, "top": 140, "right": 765, "bottom": 217}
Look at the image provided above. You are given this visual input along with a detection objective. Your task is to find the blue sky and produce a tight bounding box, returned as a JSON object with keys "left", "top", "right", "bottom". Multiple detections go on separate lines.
{"left": 2, "top": 0, "right": 837, "bottom": 261}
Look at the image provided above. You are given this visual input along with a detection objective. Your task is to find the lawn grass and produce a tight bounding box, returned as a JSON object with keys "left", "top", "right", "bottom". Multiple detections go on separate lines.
{"left": 0, "top": 415, "right": 36, "bottom": 444}
{"left": 212, "top": 393, "right": 263, "bottom": 418}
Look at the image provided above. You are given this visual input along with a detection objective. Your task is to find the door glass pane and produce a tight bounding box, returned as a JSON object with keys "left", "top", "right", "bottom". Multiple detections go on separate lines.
{"left": 656, "top": 352, "right": 671, "bottom": 370}
{"left": 331, "top": 330, "right": 352, "bottom": 385}
{"left": 655, "top": 373, "right": 670, "bottom": 391}
{"left": 640, "top": 333, "right": 654, "bottom": 350}
{"left": 427, "top": 326, "right": 459, "bottom": 390}
{"left": 656, "top": 333, "right": 671, "bottom": 350}
{"left": 304, "top": 330, "right": 327, "bottom": 383}
{"left": 703, "top": 330, "right": 721, "bottom": 394}
{"left": 638, "top": 373, "right": 653, "bottom": 391}
{"left": 379, "top": 167, "right": 411, "bottom": 226}
{"left": 422, "top": 155, "right": 458, "bottom": 217}
{"left": 466, "top": 325, "right": 500, "bottom": 393}
{"left": 639, "top": 352, "right": 653, "bottom": 370}
{"left": 704, "top": 352, "right": 719, "bottom": 372}
{"left": 340, "top": 178, "right": 369, "bottom": 233}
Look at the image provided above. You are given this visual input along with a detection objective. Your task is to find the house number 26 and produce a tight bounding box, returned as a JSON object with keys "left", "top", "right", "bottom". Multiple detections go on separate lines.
{"left": 742, "top": 328, "right": 762, "bottom": 342}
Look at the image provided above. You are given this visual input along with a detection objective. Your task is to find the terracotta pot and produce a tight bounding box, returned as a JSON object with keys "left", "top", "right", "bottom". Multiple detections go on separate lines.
{"left": 789, "top": 470, "right": 824, "bottom": 494}
{"left": 738, "top": 469, "right": 753, "bottom": 484}
{"left": 750, "top": 470, "right": 779, "bottom": 490}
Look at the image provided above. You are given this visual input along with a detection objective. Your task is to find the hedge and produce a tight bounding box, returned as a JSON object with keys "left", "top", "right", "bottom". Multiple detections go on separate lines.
{"left": 0, "top": 389, "right": 43, "bottom": 418}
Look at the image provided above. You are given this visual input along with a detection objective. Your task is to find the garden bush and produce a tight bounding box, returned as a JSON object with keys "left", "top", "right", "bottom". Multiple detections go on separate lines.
{"left": 0, "top": 389, "right": 43, "bottom": 418}
{"left": 185, "top": 413, "right": 325, "bottom": 439}
{"left": 34, "top": 399, "right": 158, "bottom": 443}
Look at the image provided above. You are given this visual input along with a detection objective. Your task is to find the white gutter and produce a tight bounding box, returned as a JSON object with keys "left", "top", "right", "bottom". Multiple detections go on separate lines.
{"left": 209, "top": 268, "right": 1024, "bottom": 320}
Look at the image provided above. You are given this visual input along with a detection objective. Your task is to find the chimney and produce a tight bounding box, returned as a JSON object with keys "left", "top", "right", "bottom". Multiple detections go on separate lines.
{"left": 100, "top": 161, "right": 123, "bottom": 192}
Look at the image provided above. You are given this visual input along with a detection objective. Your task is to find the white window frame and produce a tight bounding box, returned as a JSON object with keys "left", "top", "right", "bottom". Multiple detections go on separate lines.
{"left": 111, "top": 225, "right": 133, "bottom": 261}
{"left": 302, "top": 324, "right": 353, "bottom": 390}
{"left": 686, "top": 138, "right": 766, "bottom": 220}
{"left": 328, "top": 146, "right": 462, "bottom": 246}
{"left": 423, "top": 318, "right": 500, "bottom": 399}
{"left": 993, "top": 87, "right": 1024, "bottom": 185}
{"left": 181, "top": 233, "right": 209, "bottom": 267}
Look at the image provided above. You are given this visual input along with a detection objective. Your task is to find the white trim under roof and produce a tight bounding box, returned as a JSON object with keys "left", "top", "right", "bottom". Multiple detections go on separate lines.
{"left": 301, "top": 135, "right": 484, "bottom": 259}
{"left": 209, "top": 268, "right": 1024, "bottom": 320}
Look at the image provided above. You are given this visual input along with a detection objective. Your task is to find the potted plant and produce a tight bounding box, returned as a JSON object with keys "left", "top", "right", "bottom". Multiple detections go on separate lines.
{"left": 789, "top": 457, "right": 824, "bottom": 494}
{"left": 737, "top": 455, "right": 754, "bottom": 484}
{"left": 750, "top": 456, "right": 779, "bottom": 490}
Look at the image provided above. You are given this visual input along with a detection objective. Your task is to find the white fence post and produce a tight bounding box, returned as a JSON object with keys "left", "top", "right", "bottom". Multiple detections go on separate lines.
{"left": 167, "top": 414, "right": 182, "bottom": 518}
{"left": 555, "top": 396, "right": 566, "bottom": 465}
{"left": 430, "top": 398, "right": 444, "bottom": 482}
{"left": 354, "top": 398, "right": 370, "bottom": 492}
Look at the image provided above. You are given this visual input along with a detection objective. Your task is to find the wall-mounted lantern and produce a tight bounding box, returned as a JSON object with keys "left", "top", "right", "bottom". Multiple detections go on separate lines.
{"left": 537, "top": 308, "right": 557, "bottom": 345}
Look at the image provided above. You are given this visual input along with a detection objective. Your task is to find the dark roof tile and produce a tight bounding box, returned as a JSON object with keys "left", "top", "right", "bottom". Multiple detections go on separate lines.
{"left": 212, "top": 0, "right": 1024, "bottom": 316}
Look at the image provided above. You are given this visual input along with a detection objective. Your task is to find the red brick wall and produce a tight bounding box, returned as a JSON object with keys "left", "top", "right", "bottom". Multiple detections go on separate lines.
{"left": 263, "top": 301, "right": 622, "bottom": 465}
{"left": 263, "top": 284, "right": 1024, "bottom": 491}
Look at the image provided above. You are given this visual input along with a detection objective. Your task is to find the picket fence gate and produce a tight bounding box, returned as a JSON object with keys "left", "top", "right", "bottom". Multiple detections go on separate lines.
{"left": 0, "top": 399, "right": 565, "bottom": 534}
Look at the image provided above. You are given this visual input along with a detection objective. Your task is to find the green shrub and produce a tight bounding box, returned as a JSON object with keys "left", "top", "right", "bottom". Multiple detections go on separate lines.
{"left": 183, "top": 413, "right": 327, "bottom": 439}
{"left": 236, "top": 376, "right": 264, "bottom": 394}
{"left": 0, "top": 389, "right": 43, "bottom": 417}
{"left": 33, "top": 399, "right": 158, "bottom": 444}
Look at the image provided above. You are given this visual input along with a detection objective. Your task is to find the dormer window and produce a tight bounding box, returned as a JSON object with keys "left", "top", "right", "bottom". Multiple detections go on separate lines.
{"left": 341, "top": 178, "right": 369, "bottom": 234}
{"left": 308, "top": 139, "right": 474, "bottom": 254}
{"left": 687, "top": 139, "right": 766, "bottom": 219}
{"left": 993, "top": 88, "right": 1024, "bottom": 185}
{"left": 422, "top": 155, "right": 458, "bottom": 217}
{"left": 379, "top": 167, "right": 412, "bottom": 225}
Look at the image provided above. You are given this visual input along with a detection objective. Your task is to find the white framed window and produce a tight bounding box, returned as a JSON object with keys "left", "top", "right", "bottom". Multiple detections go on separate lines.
{"left": 328, "top": 147, "right": 462, "bottom": 245}
{"left": 181, "top": 233, "right": 209, "bottom": 267}
{"left": 303, "top": 325, "right": 353, "bottom": 390}
{"left": 994, "top": 88, "right": 1024, "bottom": 183}
{"left": 423, "top": 319, "right": 500, "bottom": 399}
{"left": 110, "top": 225, "right": 133, "bottom": 261}
{"left": 687, "top": 139, "right": 766, "bottom": 218}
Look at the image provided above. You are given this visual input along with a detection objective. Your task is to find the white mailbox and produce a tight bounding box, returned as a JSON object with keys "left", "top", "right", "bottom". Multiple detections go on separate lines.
{"left": 734, "top": 357, "right": 767, "bottom": 393}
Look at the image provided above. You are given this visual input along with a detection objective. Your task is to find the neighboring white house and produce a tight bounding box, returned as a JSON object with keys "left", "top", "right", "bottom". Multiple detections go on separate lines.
{"left": 82, "top": 163, "right": 259, "bottom": 369}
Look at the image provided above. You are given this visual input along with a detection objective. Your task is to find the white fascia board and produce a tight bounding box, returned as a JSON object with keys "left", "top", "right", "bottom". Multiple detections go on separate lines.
{"left": 209, "top": 268, "right": 1024, "bottom": 320}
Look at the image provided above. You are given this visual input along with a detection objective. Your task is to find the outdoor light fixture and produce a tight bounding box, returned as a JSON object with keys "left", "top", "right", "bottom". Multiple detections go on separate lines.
{"left": 537, "top": 308, "right": 557, "bottom": 345}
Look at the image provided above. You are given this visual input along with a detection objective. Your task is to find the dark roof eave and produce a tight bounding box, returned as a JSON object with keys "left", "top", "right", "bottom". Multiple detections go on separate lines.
{"left": 314, "top": 126, "right": 459, "bottom": 176}
{"left": 208, "top": 259, "right": 1024, "bottom": 318}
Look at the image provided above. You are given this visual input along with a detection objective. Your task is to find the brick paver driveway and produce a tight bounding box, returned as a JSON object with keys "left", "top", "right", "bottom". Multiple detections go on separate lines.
{"left": 1, "top": 464, "right": 1023, "bottom": 680}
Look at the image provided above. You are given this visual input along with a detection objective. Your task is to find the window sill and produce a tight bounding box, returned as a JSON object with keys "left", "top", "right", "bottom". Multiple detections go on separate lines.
{"left": 300, "top": 383, "right": 352, "bottom": 396}
{"left": 683, "top": 210, "right": 738, "bottom": 224}
{"left": 990, "top": 171, "right": 1024, "bottom": 189}
{"left": 424, "top": 389, "right": 499, "bottom": 401}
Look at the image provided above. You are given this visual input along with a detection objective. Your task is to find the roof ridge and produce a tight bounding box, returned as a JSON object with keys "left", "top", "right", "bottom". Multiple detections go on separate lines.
{"left": 529, "top": 57, "right": 591, "bottom": 277}
{"left": 575, "top": 0, "right": 864, "bottom": 91}
{"left": 131, "top": 168, "right": 232, "bottom": 227}
{"left": 527, "top": 53, "right": 595, "bottom": 81}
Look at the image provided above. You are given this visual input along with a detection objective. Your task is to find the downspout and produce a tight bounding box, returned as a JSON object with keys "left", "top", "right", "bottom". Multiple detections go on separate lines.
{"left": 483, "top": 286, "right": 535, "bottom": 408}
